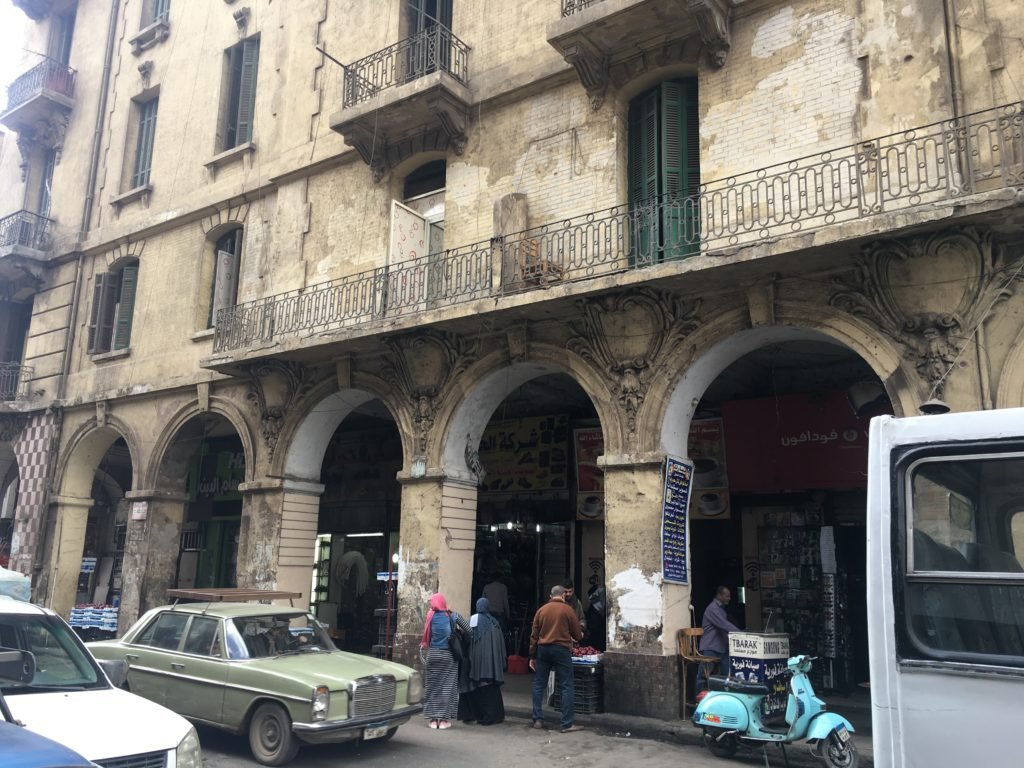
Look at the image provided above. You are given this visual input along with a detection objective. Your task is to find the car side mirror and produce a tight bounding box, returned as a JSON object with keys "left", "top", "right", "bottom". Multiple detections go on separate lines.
{"left": 99, "top": 658, "right": 128, "bottom": 688}
{"left": 0, "top": 649, "right": 35, "bottom": 685}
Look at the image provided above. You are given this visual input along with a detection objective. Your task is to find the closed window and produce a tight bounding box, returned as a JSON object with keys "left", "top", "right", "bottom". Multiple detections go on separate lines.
{"left": 87, "top": 260, "right": 139, "bottom": 354}
{"left": 222, "top": 37, "right": 259, "bottom": 150}
{"left": 145, "top": 0, "right": 170, "bottom": 25}
{"left": 132, "top": 98, "right": 159, "bottom": 188}
{"left": 182, "top": 616, "right": 221, "bottom": 657}
{"left": 209, "top": 228, "right": 242, "bottom": 327}
{"left": 136, "top": 611, "right": 188, "bottom": 651}
{"left": 627, "top": 79, "right": 700, "bottom": 263}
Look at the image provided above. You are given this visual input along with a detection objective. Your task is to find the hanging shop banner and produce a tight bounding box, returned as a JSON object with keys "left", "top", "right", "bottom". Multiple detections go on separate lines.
{"left": 688, "top": 418, "right": 731, "bottom": 520}
{"left": 662, "top": 456, "right": 693, "bottom": 584}
{"left": 574, "top": 427, "right": 604, "bottom": 520}
{"left": 722, "top": 390, "right": 886, "bottom": 492}
{"left": 478, "top": 414, "right": 570, "bottom": 493}
{"left": 188, "top": 438, "right": 245, "bottom": 502}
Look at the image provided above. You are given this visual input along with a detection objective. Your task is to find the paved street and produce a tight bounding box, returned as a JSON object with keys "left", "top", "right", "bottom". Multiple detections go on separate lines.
{"left": 198, "top": 716, "right": 764, "bottom": 768}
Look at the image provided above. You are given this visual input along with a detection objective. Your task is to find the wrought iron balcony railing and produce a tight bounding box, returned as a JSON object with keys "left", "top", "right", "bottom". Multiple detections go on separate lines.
{"left": 0, "top": 363, "right": 32, "bottom": 402}
{"left": 342, "top": 25, "right": 470, "bottom": 109}
{"left": 5, "top": 58, "right": 76, "bottom": 113}
{"left": 213, "top": 102, "right": 1024, "bottom": 354}
{"left": 0, "top": 210, "right": 53, "bottom": 251}
{"left": 562, "top": 0, "right": 603, "bottom": 15}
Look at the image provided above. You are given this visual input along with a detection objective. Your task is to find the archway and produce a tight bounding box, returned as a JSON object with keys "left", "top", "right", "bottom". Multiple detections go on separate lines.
{"left": 284, "top": 389, "right": 404, "bottom": 656}
{"left": 662, "top": 329, "right": 893, "bottom": 697}
{"left": 442, "top": 361, "right": 610, "bottom": 655}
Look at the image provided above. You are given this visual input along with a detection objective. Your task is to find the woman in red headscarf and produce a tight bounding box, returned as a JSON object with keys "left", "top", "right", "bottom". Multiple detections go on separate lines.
{"left": 421, "top": 593, "right": 470, "bottom": 730}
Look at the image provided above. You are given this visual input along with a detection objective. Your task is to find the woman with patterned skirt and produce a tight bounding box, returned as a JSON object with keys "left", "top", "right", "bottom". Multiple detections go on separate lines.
{"left": 420, "top": 592, "right": 469, "bottom": 730}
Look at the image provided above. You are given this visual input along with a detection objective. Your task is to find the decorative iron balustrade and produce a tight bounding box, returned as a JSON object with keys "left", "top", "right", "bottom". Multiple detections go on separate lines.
{"left": 0, "top": 210, "right": 53, "bottom": 251}
{"left": 0, "top": 363, "right": 32, "bottom": 402}
{"left": 562, "top": 0, "right": 603, "bottom": 16}
{"left": 342, "top": 25, "right": 470, "bottom": 108}
{"left": 5, "top": 57, "right": 76, "bottom": 113}
{"left": 213, "top": 102, "right": 1024, "bottom": 354}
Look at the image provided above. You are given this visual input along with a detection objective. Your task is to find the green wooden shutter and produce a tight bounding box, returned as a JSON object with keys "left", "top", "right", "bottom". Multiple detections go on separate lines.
{"left": 113, "top": 263, "right": 139, "bottom": 350}
{"left": 234, "top": 38, "right": 259, "bottom": 146}
{"left": 132, "top": 98, "right": 159, "bottom": 188}
{"left": 660, "top": 79, "right": 699, "bottom": 259}
{"left": 88, "top": 273, "right": 119, "bottom": 354}
{"left": 87, "top": 274, "right": 108, "bottom": 354}
{"left": 628, "top": 88, "right": 659, "bottom": 265}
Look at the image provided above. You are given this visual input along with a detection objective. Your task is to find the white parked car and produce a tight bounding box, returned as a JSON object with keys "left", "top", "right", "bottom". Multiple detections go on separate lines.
{"left": 0, "top": 596, "right": 201, "bottom": 768}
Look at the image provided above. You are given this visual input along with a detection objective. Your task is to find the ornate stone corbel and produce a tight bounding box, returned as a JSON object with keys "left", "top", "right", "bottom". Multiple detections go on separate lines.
{"left": 687, "top": 0, "right": 732, "bottom": 68}
{"left": 95, "top": 400, "right": 108, "bottom": 428}
{"left": 233, "top": 7, "right": 250, "bottom": 30}
{"left": 243, "top": 360, "right": 317, "bottom": 459}
{"left": 342, "top": 123, "right": 388, "bottom": 183}
{"left": 15, "top": 132, "right": 34, "bottom": 182}
{"left": 561, "top": 36, "right": 609, "bottom": 110}
{"left": 507, "top": 325, "right": 529, "bottom": 363}
{"left": 428, "top": 92, "right": 470, "bottom": 156}
{"left": 138, "top": 60, "right": 154, "bottom": 87}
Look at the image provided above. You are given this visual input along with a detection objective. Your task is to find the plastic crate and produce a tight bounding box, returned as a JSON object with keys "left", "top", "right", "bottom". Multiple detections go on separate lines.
{"left": 549, "top": 665, "right": 604, "bottom": 714}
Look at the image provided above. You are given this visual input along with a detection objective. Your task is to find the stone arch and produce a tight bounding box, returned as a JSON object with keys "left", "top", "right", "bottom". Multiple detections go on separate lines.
{"left": 995, "top": 323, "right": 1024, "bottom": 409}
{"left": 56, "top": 417, "right": 141, "bottom": 500}
{"left": 145, "top": 396, "right": 256, "bottom": 492}
{"left": 436, "top": 344, "right": 619, "bottom": 480}
{"left": 650, "top": 304, "right": 911, "bottom": 458}
{"left": 281, "top": 379, "right": 409, "bottom": 482}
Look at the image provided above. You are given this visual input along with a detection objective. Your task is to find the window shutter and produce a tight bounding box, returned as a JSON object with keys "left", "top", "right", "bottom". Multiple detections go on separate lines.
{"left": 628, "top": 88, "right": 659, "bottom": 264}
{"left": 113, "top": 264, "right": 139, "bottom": 350}
{"left": 659, "top": 79, "right": 699, "bottom": 259}
{"left": 211, "top": 247, "right": 238, "bottom": 326}
{"left": 87, "top": 274, "right": 108, "bottom": 354}
{"left": 153, "top": 0, "right": 170, "bottom": 23}
{"left": 132, "top": 99, "right": 159, "bottom": 188}
{"left": 234, "top": 38, "right": 259, "bottom": 146}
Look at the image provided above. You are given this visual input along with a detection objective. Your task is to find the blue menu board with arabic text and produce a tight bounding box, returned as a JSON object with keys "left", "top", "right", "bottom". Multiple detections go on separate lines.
{"left": 662, "top": 456, "right": 693, "bottom": 584}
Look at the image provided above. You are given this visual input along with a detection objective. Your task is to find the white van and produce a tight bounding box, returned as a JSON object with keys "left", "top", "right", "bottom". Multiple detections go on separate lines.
{"left": 867, "top": 410, "right": 1024, "bottom": 767}
{"left": 0, "top": 596, "right": 201, "bottom": 767}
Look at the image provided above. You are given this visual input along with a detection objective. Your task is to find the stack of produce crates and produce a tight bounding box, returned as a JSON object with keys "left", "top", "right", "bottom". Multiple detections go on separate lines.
{"left": 551, "top": 658, "right": 603, "bottom": 714}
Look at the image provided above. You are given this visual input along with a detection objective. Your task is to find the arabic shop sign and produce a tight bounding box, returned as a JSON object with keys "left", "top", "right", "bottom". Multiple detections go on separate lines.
{"left": 478, "top": 415, "right": 569, "bottom": 493}
{"left": 722, "top": 390, "right": 887, "bottom": 492}
{"left": 188, "top": 439, "right": 245, "bottom": 502}
{"left": 662, "top": 456, "right": 693, "bottom": 585}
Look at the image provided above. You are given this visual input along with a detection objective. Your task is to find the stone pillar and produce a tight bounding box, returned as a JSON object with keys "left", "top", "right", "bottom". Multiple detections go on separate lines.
{"left": 45, "top": 495, "right": 93, "bottom": 619}
{"left": 117, "top": 491, "right": 188, "bottom": 632}
{"left": 600, "top": 452, "right": 684, "bottom": 719}
{"left": 236, "top": 479, "right": 286, "bottom": 595}
{"left": 276, "top": 480, "right": 323, "bottom": 607}
{"left": 392, "top": 472, "right": 476, "bottom": 667}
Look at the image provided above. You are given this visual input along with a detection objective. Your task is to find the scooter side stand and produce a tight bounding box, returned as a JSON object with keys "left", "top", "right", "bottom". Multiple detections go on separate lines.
{"left": 760, "top": 742, "right": 791, "bottom": 768}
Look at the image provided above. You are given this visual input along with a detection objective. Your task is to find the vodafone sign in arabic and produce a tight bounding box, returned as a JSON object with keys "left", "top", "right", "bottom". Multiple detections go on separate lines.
{"left": 721, "top": 390, "right": 890, "bottom": 492}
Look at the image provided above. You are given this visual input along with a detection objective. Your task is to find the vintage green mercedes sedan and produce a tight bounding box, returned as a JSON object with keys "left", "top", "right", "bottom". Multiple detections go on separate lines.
{"left": 88, "top": 591, "right": 422, "bottom": 766}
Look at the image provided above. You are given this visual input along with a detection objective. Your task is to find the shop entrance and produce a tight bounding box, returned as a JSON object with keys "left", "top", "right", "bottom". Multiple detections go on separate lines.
{"left": 468, "top": 374, "right": 606, "bottom": 655}
{"left": 687, "top": 340, "right": 890, "bottom": 691}
{"left": 310, "top": 400, "right": 402, "bottom": 657}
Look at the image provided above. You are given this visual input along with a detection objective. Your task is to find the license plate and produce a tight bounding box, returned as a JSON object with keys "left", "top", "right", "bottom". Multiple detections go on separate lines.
{"left": 836, "top": 726, "right": 850, "bottom": 743}
{"left": 364, "top": 723, "right": 390, "bottom": 740}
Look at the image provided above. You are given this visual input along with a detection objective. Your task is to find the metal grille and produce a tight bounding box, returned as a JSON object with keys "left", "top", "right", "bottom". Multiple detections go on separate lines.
{"left": 213, "top": 101, "right": 1024, "bottom": 354}
{"left": 5, "top": 57, "right": 76, "bottom": 112}
{"left": 350, "top": 674, "right": 396, "bottom": 718}
{"left": 96, "top": 752, "right": 167, "bottom": 768}
{"left": 0, "top": 363, "right": 32, "bottom": 402}
{"left": 562, "top": 0, "right": 603, "bottom": 16}
{"left": 343, "top": 26, "right": 470, "bottom": 108}
{"left": 0, "top": 210, "right": 53, "bottom": 251}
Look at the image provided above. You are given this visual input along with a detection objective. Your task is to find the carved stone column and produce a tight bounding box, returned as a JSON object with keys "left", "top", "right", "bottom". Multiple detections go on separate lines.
{"left": 45, "top": 495, "right": 92, "bottom": 619}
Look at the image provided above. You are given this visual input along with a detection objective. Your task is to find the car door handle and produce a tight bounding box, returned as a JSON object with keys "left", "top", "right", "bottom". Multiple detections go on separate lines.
{"left": 171, "top": 662, "right": 185, "bottom": 670}
{"left": 125, "top": 654, "right": 139, "bottom": 661}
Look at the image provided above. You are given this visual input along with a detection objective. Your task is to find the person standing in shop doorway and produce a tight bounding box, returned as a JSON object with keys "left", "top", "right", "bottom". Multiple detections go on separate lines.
{"left": 529, "top": 585, "right": 584, "bottom": 733}
{"left": 698, "top": 585, "right": 740, "bottom": 690}
{"left": 561, "top": 578, "right": 587, "bottom": 636}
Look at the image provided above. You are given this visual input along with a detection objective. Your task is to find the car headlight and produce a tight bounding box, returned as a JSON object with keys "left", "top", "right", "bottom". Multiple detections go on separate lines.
{"left": 312, "top": 685, "right": 330, "bottom": 721}
{"left": 407, "top": 671, "right": 423, "bottom": 705}
{"left": 174, "top": 726, "right": 202, "bottom": 768}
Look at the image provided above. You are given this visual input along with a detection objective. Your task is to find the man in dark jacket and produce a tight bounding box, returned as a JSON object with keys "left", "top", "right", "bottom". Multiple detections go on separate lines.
{"left": 529, "top": 585, "right": 584, "bottom": 733}
{"left": 699, "top": 585, "right": 740, "bottom": 689}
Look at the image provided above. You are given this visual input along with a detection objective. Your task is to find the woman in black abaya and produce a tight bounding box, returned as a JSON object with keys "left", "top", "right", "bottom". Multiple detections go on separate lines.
{"left": 458, "top": 597, "right": 506, "bottom": 725}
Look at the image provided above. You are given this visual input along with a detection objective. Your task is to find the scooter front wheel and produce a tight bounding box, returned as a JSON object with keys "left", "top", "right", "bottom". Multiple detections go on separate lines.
{"left": 702, "top": 727, "right": 738, "bottom": 758}
{"left": 814, "top": 730, "right": 859, "bottom": 768}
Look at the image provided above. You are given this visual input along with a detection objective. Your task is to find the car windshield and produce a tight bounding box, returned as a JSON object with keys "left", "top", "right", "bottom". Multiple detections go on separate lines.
{"left": 0, "top": 613, "right": 104, "bottom": 693}
{"left": 227, "top": 613, "right": 336, "bottom": 660}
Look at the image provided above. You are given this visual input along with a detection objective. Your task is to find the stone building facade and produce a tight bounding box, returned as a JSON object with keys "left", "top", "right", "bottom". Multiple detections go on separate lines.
{"left": 0, "top": 0, "right": 1022, "bottom": 717}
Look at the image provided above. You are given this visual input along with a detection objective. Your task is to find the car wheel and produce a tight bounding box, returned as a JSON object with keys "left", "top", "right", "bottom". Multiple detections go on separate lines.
{"left": 248, "top": 702, "right": 300, "bottom": 766}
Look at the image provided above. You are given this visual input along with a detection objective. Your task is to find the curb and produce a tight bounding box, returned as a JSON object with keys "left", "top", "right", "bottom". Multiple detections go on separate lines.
{"left": 504, "top": 704, "right": 873, "bottom": 767}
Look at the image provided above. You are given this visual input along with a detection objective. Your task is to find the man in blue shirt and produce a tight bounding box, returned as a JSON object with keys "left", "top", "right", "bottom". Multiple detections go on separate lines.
{"left": 698, "top": 585, "right": 740, "bottom": 689}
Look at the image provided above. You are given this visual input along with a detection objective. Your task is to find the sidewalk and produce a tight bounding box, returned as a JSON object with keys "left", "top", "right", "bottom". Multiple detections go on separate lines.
{"left": 500, "top": 672, "right": 873, "bottom": 767}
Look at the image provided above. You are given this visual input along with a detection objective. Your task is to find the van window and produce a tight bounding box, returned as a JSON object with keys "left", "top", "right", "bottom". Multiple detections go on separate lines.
{"left": 903, "top": 453, "right": 1024, "bottom": 665}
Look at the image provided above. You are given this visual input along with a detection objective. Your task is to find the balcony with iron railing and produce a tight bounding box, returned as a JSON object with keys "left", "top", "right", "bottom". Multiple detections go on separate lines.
{"left": 207, "top": 102, "right": 1024, "bottom": 362}
{"left": 0, "top": 363, "right": 32, "bottom": 403}
{"left": 331, "top": 25, "right": 472, "bottom": 180}
{"left": 0, "top": 210, "right": 53, "bottom": 271}
{"left": 0, "top": 57, "right": 76, "bottom": 134}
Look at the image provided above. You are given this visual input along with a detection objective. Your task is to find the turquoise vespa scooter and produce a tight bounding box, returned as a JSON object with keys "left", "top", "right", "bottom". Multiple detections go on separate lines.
{"left": 693, "top": 655, "right": 858, "bottom": 767}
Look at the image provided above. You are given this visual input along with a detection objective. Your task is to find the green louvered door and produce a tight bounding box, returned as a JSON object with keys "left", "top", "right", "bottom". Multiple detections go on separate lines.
{"left": 628, "top": 79, "right": 699, "bottom": 264}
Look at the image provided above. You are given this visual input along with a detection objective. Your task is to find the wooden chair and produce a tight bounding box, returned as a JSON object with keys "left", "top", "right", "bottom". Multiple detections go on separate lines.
{"left": 677, "top": 627, "right": 721, "bottom": 716}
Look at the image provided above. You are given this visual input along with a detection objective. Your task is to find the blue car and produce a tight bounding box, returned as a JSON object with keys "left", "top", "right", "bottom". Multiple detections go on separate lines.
{"left": 0, "top": 722, "right": 96, "bottom": 768}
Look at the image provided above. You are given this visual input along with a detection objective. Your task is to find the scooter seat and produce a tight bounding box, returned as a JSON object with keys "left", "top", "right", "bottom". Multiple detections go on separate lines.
{"left": 708, "top": 675, "right": 770, "bottom": 696}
